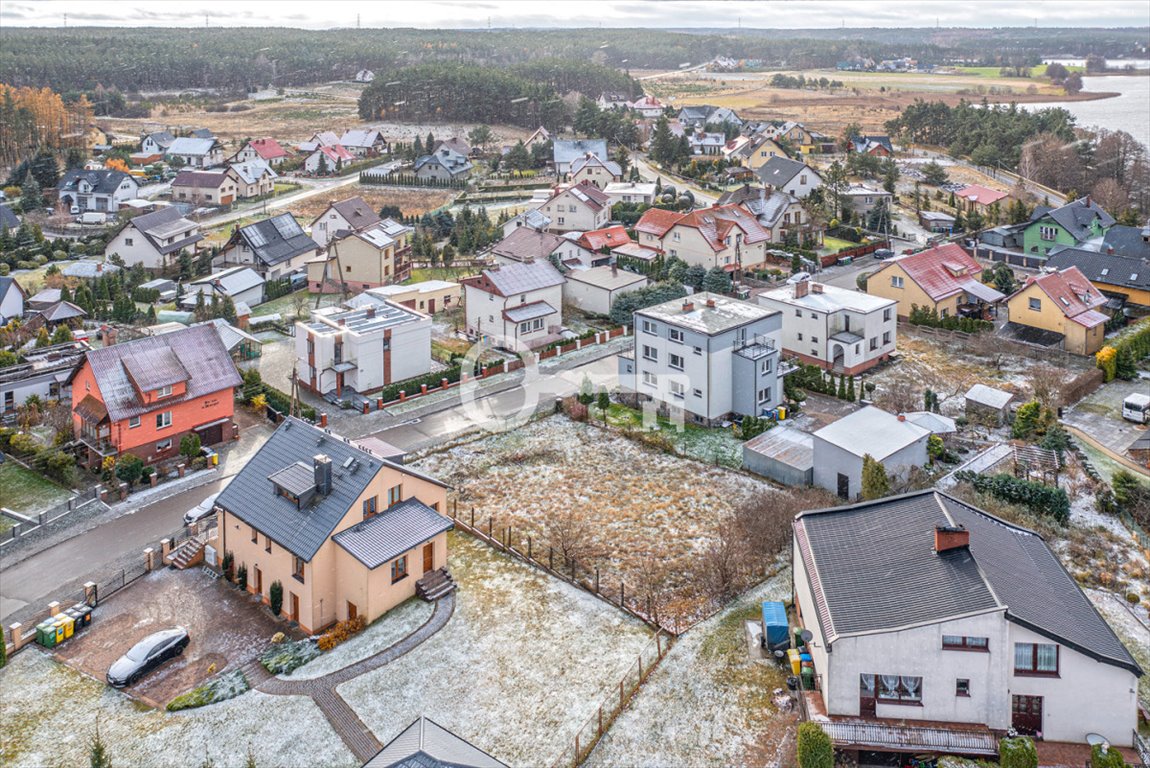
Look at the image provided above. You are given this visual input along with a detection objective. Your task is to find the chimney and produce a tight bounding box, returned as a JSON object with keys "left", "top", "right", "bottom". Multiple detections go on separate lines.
{"left": 96, "top": 263, "right": 104, "bottom": 273}
{"left": 365, "top": 305, "right": 376, "bottom": 319}
{"left": 314, "top": 454, "right": 333, "bottom": 496}
{"left": 1083, "top": 196, "right": 1091, "bottom": 208}
{"left": 682, "top": 299, "right": 695, "bottom": 313}
{"left": 705, "top": 298, "right": 716, "bottom": 308}
{"left": 338, "top": 317, "right": 346, "bottom": 326}
{"left": 934, "top": 525, "right": 970, "bottom": 554}
{"left": 897, "top": 413, "right": 906, "bottom": 421}
{"left": 793, "top": 281, "right": 809, "bottom": 299}
{"left": 811, "top": 283, "right": 824, "bottom": 294}
{"left": 611, "top": 264, "right": 618, "bottom": 277}
{"left": 1107, "top": 246, "right": 1114, "bottom": 255}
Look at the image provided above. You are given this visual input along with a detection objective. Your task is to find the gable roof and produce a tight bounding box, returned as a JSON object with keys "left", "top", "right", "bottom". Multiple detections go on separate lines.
{"left": 635, "top": 207, "right": 684, "bottom": 239}
{"left": 60, "top": 169, "right": 135, "bottom": 196}
{"left": 228, "top": 159, "right": 277, "bottom": 185}
{"left": 957, "top": 184, "right": 1009, "bottom": 207}
{"left": 755, "top": 156, "right": 816, "bottom": 187}
{"left": 167, "top": 137, "right": 219, "bottom": 157}
{"left": 881, "top": 243, "right": 1003, "bottom": 303}
{"left": 0, "top": 203, "right": 19, "bottom": 231}
{"left": 37, "top": 300, "right": 87, "bottom": 323}
{"left": 669, "top": 204, "right": 769, "bottom": 252}
{"left": 322, "top": 196, "right": 381, "bottom": 233}
{"left": 414, "top": 147, "right": 472, "bottom": 175}
{"left": 143, "top": 131, "right": 176, "bottom": 150}
{"left": 229, "top": 213, "right": 318, "bottom": 267}
{"left": 187, "top": 266, "right": 265, "bottom": 297}
{"left": 364, "top": 717, "right": 508, "bottom": 768}
{"left": 577, "top": 225, "right": 631, "bottom": 252}
{"left": 333, "top": 498, "right": 453, "bottom": 569}
{"left": 461, "top": 259, "right": 565, "bottom": 297}
{"left": 171, "top": 170, "right": 230, "bottom": 190}
{"left": 1100, "top": 223, "right": 1150, "bottom": 259}
{"left": 126, "top": 206, "right": 203, "bottom": 256}
{"left": 489, "top": 227, "right": 565, "bottom": 263}
{"left": 340, "top": 128, "right": 384, "bottom": 149}
{"left": 965, "top": 383, "right": 1014, "bottom": 410}
{"left": 794, "top": 489, "right": 1142, "bottom": 675}
{"left": 813, "top": 406, "right": 930, "bottom": 460}
{"left": 247, "top": 138, "right": 289, "bottom": 161}
{"left": 312, "top": 145, "right": 355, "bottom": 164}
{"left": 551, "top": 181, "right": 610, "bottom": 212}
{"left": 1017, "top": 266, "right": 1108, "bottom": 327}
{"left": 553, "top": 139, "right": 608, "bottom": 167}
{"left": 1038, "top": 198, "right": 1117, "bottom": 241}
{"left": 0, "top": 275, "right": 26, "bottom": 304}
{"left": 570, "top": 153, "right": 622, "bottom": 177}
{"left": 1045, "top": 246, "right": 1150, "bottom": 292}
{"left": 80, "top": 324, "right": 240, "bottom": 422}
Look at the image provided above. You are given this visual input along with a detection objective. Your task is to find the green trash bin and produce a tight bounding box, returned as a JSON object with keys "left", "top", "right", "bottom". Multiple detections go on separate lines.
{"left": 801, "top": 669, "right": 815, "bottom": 690}
{"left": 37, "top": 619, "right": 57, "bottom": 648}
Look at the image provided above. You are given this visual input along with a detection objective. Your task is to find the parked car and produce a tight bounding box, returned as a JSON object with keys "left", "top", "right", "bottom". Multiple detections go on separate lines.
{"left": 786, "top": 271, "right": 811, "bottom": 285}
{"left": 183, "top": 492, "right": 220, "bottom": 526}
{"left": 106, "top": 627, "right": 189, "bottom": 687}
{"left": 873, "top": 248, "right": 894, "bottom": 260}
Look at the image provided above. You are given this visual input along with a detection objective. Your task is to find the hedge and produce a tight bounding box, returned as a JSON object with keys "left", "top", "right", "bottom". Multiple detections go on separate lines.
{"left": 377, "top": 365, "right": 462, "bottom": 404}
{"left": 954, "top": 471, "right": 1069, "bottom": 524}
{"left": 797, "top": 722, "right": 833, "bottom": 768}
{"left": 999, "top": 736, "right": 1037, "bottom": 768}
{"left": 166, "top": 669, "right": 249, "bottom": 711}
{"left": 908, "top": 304, "right": 993, "bottom": 333}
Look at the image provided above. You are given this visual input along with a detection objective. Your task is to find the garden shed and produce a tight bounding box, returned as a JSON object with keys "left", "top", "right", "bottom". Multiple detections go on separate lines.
{"left": 964, "top": 384, "right": 1015, "bottom": 427}
{"left": 742, "top": 425, "right": 814, "bottom": 487}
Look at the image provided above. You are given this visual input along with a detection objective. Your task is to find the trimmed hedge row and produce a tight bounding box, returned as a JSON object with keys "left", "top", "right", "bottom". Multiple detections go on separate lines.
{"left": 954, "top": 471, "right": 1069, "bottom": 524}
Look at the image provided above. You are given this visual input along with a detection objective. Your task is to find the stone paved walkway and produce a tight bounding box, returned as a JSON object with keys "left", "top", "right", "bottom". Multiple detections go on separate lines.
{"left": 251, "top": 592, "right": 456, "bottom": 762}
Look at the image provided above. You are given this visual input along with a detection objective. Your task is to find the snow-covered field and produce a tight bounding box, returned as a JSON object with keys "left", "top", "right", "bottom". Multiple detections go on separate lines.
{"left": 414, "top": 416, "right": 782, "bottom": 623}
{"left": 337, "top": 532, "right": 654, "bottom": 767}
{"left": 0, "top": 650, "right": 355, "bottom": 768}
{"left": 585, "top": 570, "right": 797, "bottom": 768}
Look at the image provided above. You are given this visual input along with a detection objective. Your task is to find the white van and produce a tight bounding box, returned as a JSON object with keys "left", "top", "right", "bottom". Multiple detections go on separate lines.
{"left": 80, "top": 212, "right": 106, "bottom": 225}
{"left": 1121, "top": 393, "right": 1150, "bottom": 424}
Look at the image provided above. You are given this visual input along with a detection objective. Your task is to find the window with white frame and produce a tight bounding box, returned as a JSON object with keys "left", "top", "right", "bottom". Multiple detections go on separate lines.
{"left": 641, "top": 371, "right": 657, "bottom": 387}
{"left": 642, "top": 345, "right": 658, "bottom": 361}
{"left": 1039, "top": 225, "right": 1058, "bottom": 241}
{"left": 875, "top": 674, "right": 922, "bottom": 703}
{"left": 156, "top": 438, "right": 173, "bottom": 452}
{"left": 757, "top": 387, "right": 772, "bottom": 403}
{"left": 891, "top": 275, "right": 905, "bottom": 289}
{"left": 642, "top": 320, "right": 657, "bottom": 335}
{"left": 156, "top": 384, "right": 172, "bottom": 398}
{"left": 760, "top": 358, "right": 772, "bottom": 374}
{"left": 669, "top": 380, "right": 685, "bottom": 399}
{"left": 129, "top": 416, "right": 141, "bottom": 428}
{"left": 669, "top": 353, "right": 684, "bottom": 370}
{"left": 156, "top": 411, "right": 172, "bottom": 429}
{"left": 669, "top": 328, "right": 684, "bottom": 343}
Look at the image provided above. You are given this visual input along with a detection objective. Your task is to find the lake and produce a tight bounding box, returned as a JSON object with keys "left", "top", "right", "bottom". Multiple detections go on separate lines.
{"left": 1008, "top": 75, "right": 1150, "bottom": 150}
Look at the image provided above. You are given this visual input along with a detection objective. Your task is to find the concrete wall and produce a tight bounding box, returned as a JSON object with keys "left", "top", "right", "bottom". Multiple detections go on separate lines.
{"left": 334, "top": 530, "right": 448, "bottom": 625}
{"left": 743, "top": 445, "right": 811, "bottom": 486}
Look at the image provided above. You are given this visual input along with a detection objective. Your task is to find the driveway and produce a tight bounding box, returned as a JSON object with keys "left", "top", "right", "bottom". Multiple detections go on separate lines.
{"left": 53, "top": 567, "right": 297, "bottom": 709}
{"left": 1063, "top": 377, "right": 1150, "bottom": 468}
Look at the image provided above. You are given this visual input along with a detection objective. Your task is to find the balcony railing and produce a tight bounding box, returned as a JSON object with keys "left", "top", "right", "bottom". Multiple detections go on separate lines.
{"left": 819, "top": 721, "right": 997, "bottom": 757}
{"left": 78, "top": 432, "right": 117, "bottom": 455}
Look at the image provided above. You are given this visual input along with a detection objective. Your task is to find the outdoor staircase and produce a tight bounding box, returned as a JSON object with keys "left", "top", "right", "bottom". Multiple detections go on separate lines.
{"left": 169, "top": 539, "right": 206, "bottom": 570}
{"left": 416, "top": 567, "right": 456, "bottom": 601}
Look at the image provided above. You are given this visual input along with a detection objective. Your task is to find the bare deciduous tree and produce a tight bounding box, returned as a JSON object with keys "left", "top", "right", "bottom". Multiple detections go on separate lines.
{"left": 873, "top": 375, "right": 920, "bottom": 414}
{"left": 1027, "top": 365, "right": 1065, "bottom": 408}
{"left": 547, "top": 507, "right": 594, "bottom": 566}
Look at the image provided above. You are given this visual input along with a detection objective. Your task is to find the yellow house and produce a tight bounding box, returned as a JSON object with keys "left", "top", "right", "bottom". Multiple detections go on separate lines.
{"left": 1005, "top": 266, "right": 1109, "bottom": 355}
{"left": 350, "top": 280, "right": 462, "bottom": 315}
{"left": 735, "top": 136, "right": 790, "bottom": 171}
{"left": 308, "top": 219, "right": 414, "bottom": 293}
{"left": 867, "top": 243, "right": 1004, "bottom": 319}
{"left": 1045, "top": 245, "right": 1150, "bottom": 309}
{"left": 215, "top": 417, "right": 453, "bottom": 634}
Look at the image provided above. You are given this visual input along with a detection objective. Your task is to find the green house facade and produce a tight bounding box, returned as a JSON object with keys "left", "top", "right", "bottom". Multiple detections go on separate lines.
{"left": 1021, "top": 198, "right": 1115, "bottom": 259}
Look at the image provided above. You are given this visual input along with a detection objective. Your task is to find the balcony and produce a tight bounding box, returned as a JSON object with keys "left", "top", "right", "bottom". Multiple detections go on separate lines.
{"left": 78, "top": 431, "right": 117, "bottom": 456}
{"left": 818, "top": 721, "right": 997, "bottom": 757}
{"left": 733, "top": 333, "right": 777, "bottom": 360}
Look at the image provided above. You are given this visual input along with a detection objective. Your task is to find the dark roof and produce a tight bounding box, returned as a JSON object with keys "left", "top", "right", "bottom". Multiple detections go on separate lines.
{"left": 37, "top": 300, "right": 87, "bottom": 323}
{"left": 1045, "top": 247, "right": 1150, "bottom": 292}
{"left": 127, "top": 206, "right": 204, "bottom": 256}
{"left": 794, "top": 490, "right": 1142, "bottom": 676}
{"left": 488, "top": 227, "right": 564, "bottom": 263}
{"left": 1039, "top": 198, "right": 1116, "bottom": 241}
{"left": 229, "top": 213, "right": 318, "bottom": 267}
{"left": 81, "top": 324, "right": 241, "bottom": 422}
{"left": 461, "top": 259, "right": 565, "bottom": 297}
{"left": 330, "top": 197, "right": 381, "bottom": 231}
{"left": 755, "top": 156, "right": 815, "bottom": 187}
{"left": 60, "top": 169, "right": 135, "bottom": 195}
{"left": 364, "top": 717, "right": 507, "bottom": 768}
{"left": 1101, "top": 224, "right": 1150, "bottom": 259}
{"left": 216, "top": 418, "right": 448, "bottom": 561}
{"left": 0, "top": 203, "right": 19, "bottom": 231}
{"left": 333, "top": 498, "right": 453, "bottom": 569}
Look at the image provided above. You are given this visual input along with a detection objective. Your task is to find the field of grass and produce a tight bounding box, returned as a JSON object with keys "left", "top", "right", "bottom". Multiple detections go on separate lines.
{"left": 407, "top": 266, "right": 478, "bottom": 283}
{"left": 821, "top": 236, "right": 857, "bottom": 253}
{"left": 601, "top": 403, "right": 743, "bottom": 468}
{"left": 0, "top": 461, "right": 72, "bottom": 514}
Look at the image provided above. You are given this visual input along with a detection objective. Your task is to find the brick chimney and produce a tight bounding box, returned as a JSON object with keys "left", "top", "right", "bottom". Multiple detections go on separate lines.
{"left": 365, "top": 306, "right": 376, "bottom": 319}
{"left": 682, "top": 299, "right": 695, "bottom": 313}
{"left": 934, "top": 525, "right": 970, "bottom": 553}
{"left": 793, "top": 281, "right": 809, "bottom": 299}
{"left": 811, "top": 283, "right": 824, "bottom": 294}
{"left": 897, "top": 413, "right": 906, "bottom": 421}
{"left": 314, "top": 454, "right": 333, "bottom": 496}
{"left": 705, "top": 297, "right": 716, "bottom": 308}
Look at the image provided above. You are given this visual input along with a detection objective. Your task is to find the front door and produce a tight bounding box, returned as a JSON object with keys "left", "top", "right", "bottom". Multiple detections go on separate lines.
{"left": 347, "top": 601, "right": 357, "bottom": 622}
{"left": 289, "top": 592, "right": 299, "bottom": 623}
{"left": 428, "top": 298, "right": 436, "bottom": 313}
{"left": 859, "top": 674, "right": 876, "bottom": 717}
{"left": 1012, "top": 695, "right": 1043, "bottom": 736}
{"left": 423, "top": 542, "right": 434, "bottom": 573}
{"left": 837, "top": 473, "right": 850, "bottom": 500}
{"left": 253, "top": 566, "right": 263, "bottom": 595}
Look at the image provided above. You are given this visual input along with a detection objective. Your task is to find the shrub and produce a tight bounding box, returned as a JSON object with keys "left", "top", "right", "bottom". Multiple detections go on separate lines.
{"left": 235, "top": 564, "right": 248, "bottom": 589}
{"left": 1011, "top": 400, "right": 1043, "bottom": 440}
{"left": 861, "top": 454, "right": 891, "bottom": 500}
{"left": 316, "top": 615, "right": 366, "bottom": 651}
{"left": 115, "top": 453, "right": 145, "bottom": 487}
{"left": 269, "top": 580, "right": 283, "bottom": 616}
{"left": 179, "top": 433, "right": 201, "bottom": 460}
{"left": 222, "top": 551, "right": 234, "bottom": 581}
{"left": 955, "top": 471, "right": 1070, "bottom": 524}
{"left": 0, "top": 624, "right": 7, "bottom": 668}
{"left": 260, "top": 639, "right": 320, "bottom": 674}
{"left": 166, "top": 669, "right": 249, "bottom": 711}
{"left": 8, "top": 431, "right": 40, "bottom": 456}
{"left": 1000, "top": 737, "right": 1037, "bottom": 768}
{"left": 1095, "top": 345, "right": 1117, "bottom": 382}
{"left": 796, "top": 722, "right": 833, "bottom": 768}
{"left": 1090, "top": 745, "right": 1124, "bottom": 768}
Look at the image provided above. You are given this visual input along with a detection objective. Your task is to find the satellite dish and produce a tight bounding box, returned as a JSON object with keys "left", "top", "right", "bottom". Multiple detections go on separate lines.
{"left": 800, "top": 630, "right": 814, "bottom": 644}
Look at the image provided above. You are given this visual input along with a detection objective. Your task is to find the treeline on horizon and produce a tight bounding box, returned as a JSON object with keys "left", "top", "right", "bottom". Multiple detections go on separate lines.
{"left": 0, "top": 26, "right": 1145, "bottom": 94}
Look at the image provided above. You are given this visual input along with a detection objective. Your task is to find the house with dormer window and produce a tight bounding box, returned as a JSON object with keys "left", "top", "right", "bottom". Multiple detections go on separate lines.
{"left": 1004, "top": 266, "right": 1108, "bottom": 355}
{"left": 866, "top": 244, "right": 1005, "bottom": 320}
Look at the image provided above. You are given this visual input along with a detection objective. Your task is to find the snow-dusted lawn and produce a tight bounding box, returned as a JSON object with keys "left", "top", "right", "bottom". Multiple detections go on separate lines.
{"left": 283, "top": 597, "right": 434, "bottom": 680}
{"left": 585, "top": 570, "right": 797, "bottom": 768}
{"left": 337, "top": 532, "right": 654, "bottom": 767}
{"left": 0, "top": 650, "right": 355, "bottom": 768}
{"left": 413, "top": 415, "right": 782, "bottom": 623}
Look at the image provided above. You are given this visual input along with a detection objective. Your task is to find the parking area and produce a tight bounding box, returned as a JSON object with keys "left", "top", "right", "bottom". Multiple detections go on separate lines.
{"left": 53, "top": 567, "right": 297, "bottom": 708}
{"left": 1063, "top": 377, "right": 1150, "bottom": 461}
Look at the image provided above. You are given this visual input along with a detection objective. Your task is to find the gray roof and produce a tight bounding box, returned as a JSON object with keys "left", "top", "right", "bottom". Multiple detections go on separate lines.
{"left": 37, "top": 300, "right": 87, "bottom": 323}
{"left": 62, "top": 260, "right": 120, "bottom": 279}
{"left": 794, "top": 490, "right": 1142, "bottom": 675}
{"left": 193, "top": 317, "right": 262, "bottom": 353}
{"left": 128, "top": 206, "right": 203, "bottom": 256}
{"left": 186, "top": 266, "right": 265, "bottom": 299}
{"left": 80, "top": 324, "right": 241, "bottom": 422}
{"left": 60, "top": 169, "right": 136, "bottom": 196}
{"left": 340, "top": 128, "right": 384, "bottom": 149}
{"left": 228, "top": 159, "right": 277, "bottom": 185}
{"left": 503, "top": 300, "right": 556, "bottom": 323}
{"left": 743, "top": 425, "right": 813, "bottom": 470}
{"left": 230, "top": 213, "right": 318, "bottom": 267}
{"left": 0, "top": 203, "right": 19, "bottom": 231}
{"left": 144, "top": 131, "right": 176, "bottom": 149}
{"left": 414, "top": 147, "right": 472, "bottom": 176}
{"left": 167, "top": 136, "right": 219, "bottom": 157}
{"left": 965, "top": 383, "right": 1014, "bottom": 410}
{"left": 333, "top": 498, "right": 453, "bottom": 569}
{"left": 1101, "top": 224, "right": 1150, "bottom": 259}
{"left": 1045, "top": 247, "right": 1150, "bottom": 292}
{"left": 365, "top": 717, "right": 507, "bottom": 768}
{"left": 327, "top": 197, "right": 381, "bottom": 232}
{"left": 637, "top": 292, "right": 775, "bottom": 335}
{"left": 813, "top": 406, "right": 930, "bottom": 460}
{"left": 755, "top": 156, "right": 815, "bottom": 187}
{"left": 570, "top": 154, "right": 622, "bottom": 177}
{"left": 1040, "top": 198, "right": 1116, "bottom": 241}
{"left": 489, "top": 227, "right": 564, "bottom": 263}
{"left": 464, "top": 259, "right": 565, "bottom": 298}
{"left": 215, "top": 418, "right": 448, "bottom": 561}
{"left": 553, "top": 139, "right": 608, "bottom": 167}
{"left": 0, "top": 276, "right": 25, "bottom": 304}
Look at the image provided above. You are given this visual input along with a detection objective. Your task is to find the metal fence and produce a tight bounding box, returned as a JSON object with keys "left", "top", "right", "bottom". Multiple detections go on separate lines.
{"left": 0, "top": 487, "right": 101, "bottom": 546}
{"left": 1134, "top": 729, "right": 1150, "bottom": 768}
{"left": 548, "top": 631, "right": 669, "bottom": 768}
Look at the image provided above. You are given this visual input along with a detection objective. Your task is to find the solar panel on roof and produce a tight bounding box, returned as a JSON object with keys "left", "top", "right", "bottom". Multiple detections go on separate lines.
{"left": 246, "top": 226, "right": 268, "bottom": 248}
{"left": 272, "top": 215, "right": 303, "bottom": 239}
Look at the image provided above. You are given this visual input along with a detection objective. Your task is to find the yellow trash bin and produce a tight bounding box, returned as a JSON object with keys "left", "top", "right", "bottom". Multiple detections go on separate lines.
{"left": 778, "top": 406, "right": 787, "bottom": 421}
{"left": 52, "top": 616, "right": 66, "bottom": 644}
{"left": 59, "top": 613, "right": 75, "bottom": 639}
{"left": 788, "top": 648, "right": 801, "bottom": 675}
{"left": 211, "top": 453, "right": 219, "bottom": 467}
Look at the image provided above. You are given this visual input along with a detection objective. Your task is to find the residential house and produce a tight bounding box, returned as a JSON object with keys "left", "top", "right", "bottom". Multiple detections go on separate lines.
{"left": 151, "top": 318, "right": 262, "bottom": 362}
{"left": 755, "top": 156, "right": 823, "bottom": 199}
{"left": 523, "top": 126, "right": 551, "bottom": 149}
{"left": 170, "top": 170, "right": 237, "bottom": 206}
{"left": 307, "top": 219, "right": 414, "bottom": 293}
{"left": 138, "top": 278, "right": 178, "bottom": 303}
{"left": 346, "top": 280, "right": 461, "bottom": 316}
{"left": 568, "top": 153, "right": 623, "bottom": 189}
{"left": 70, "top": 324, "right": 241, "bottom": 468}
{"left": 432, "top": 137, "right": 472, "bottom": 158}
{"left": 617, "top": 293, "right": 782, "bottom": 425}
{"left": 634, "top": 203, "right": 771, "bottom": 270}
{"left": 767, "top": 121, "right": 820, "bottom": 153}
{"left": 104, "top": 206, "right": 203, "bottom": 271}
{"left": 166, "top": 137, "right": 224, "bottom": 168}
{"left": 487, "top": 226, "right": 601, "bottom": 270}
{"left": 304, "top": 144, "right": 356, "bottom": 175}
{"left": 501, "top": 209, "right": 551, "bottom": 237}
{"left": 716, "top": 185, "right": 818, "bottom": 245}
{"left": 602, "top": 182, "right": 657, "bottom": 206}
{"left": 339, "top": 129, "right": 388, "bottom": 158}
{"left": 628, "top": 95, "right": 665, "bottom": 118}
{"left": 965, "top": 383, "right": 1015, "bottom": 427}
{"left": 685, "top": 127, "right": 726, "bottom": 156}
{"left": 1045, "top": 245, "right": 1150, "bottom": 309}
{"left": 1022, "top": 198, "right": 1115, "bottom": 258}
{"left": 216, "top": 213, "right": 320, "bottom": 280}
{"left": 190, "top": 129, "right": 215, "bottom": 139}
{"left": 563, "top": 266, "right": 648, "bottom": 316}
{"left": 413, "top": 147, "right": 472, "bottom": 182}
{"left": 730, "top": 135, "right": 789, "bottom": 171}
{"left": 576, "top": 224, "right": 631, "bottom": 254}
{"left": 676, "top": 105, "right": 742, "bottom": 129}
{"left": 33, "top": 300, "right": 87, "bottom": 328}
{"left": 841, "top": 184, "right": 892, "bottom": 216}
{"left": 792, "top": 490, "right": 1142, "bottom": 749}
{"left": 58, "top": 170, "right": 139, "bottom": 213}
{"left": 215, "top": 417, "right": 453, "bottom": 634}
{"left": 849, "top": 135, "right": 894, "bottom": 156}
{"left": 553, "top": 139, "right": 608, "bottom": 176}
{"left": 299, "top": 131, "right": 340, "bottom": 153}
{"left": 537, "top": 182, "right": 611, "bottom": 234}
{"left": 461, "top": 260, "right": 566, "bottom": 349}
{"left": 1005, "top": 266, "right": 1108, "bottom": 355}
{"left": 179, "top": 266, "right": 266, "bottom": 310}
{"left": 955, "top": 184, "right": 1010, "bottom": 218}
{"left": 0, "top": 342, "right": 86, "bottom": 414}
{"left": 363, "top": 717, "right": 507, "bottom": 768}
{"left": 0, "top": 276, "right": 27, "bottom": 324}
{"left": 611, "top": 241, "right": 663, "bottom": 269}
{"left": 229, "top": 138, "right": 290, "bottom": 167}
{"left": 354, "top": 69, "right": 375, "bottom": 83}
{"left": 866, "top": 244, "right": 1004, "bottom": 320}
{"left": 227, "top": 159, "right": 278, "bottom": 199}
{"left": 597, "top": 92, "right": 631, "bottom": 110}
{"left": 297, "top": 301, "right": 431, "bottom": 397}
{"left": 309, "top": 196, "right": 382, "bottom": 248}
{"left": 0, "top": 202, "right": 20, "bottom": 232}
{"left": 26, "top": 288, "right": 61, "bottom": 313}
{"left": 62, "top": 260, "right": 120, "bottom": 280}
{"left": 812, "top": 406, "right": 930, "bottom": 499}
{"left": 759, "top": 281, "right": 898, "bottom": 374}
{"left": 1100, "top": 221, "right": 1150, "bottom": 258}
{"left": 140, "top": 131, "right": 176, "bottom": 156}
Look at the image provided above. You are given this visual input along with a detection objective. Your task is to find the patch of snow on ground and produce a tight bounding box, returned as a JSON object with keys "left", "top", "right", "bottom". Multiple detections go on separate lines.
{"left": 1068, "top": 492, "right": 1131, "bottom": 539}
{"left": 284, "top": 597, "right": 434, "bottom": 680}
{"left": 337, "top": 532, "right": 653, "bottom": 767}
{"left": 0, "top": 649, "right": 355, "bottom": 768}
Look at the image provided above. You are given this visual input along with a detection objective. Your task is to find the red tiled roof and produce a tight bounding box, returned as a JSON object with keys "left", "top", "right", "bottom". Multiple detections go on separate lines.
{"left": 1023, "top": 266, "right": 1107, "bottom": 326}
{"left": 673, "top": 204, "right": 770, "bottom": 252}
{"left": 958, "top": 184, "right": 1009, "bottom": 207}
{"left": 889, "top": 243, "right": 989, "bottom": 302}
{"left": 316, "top": 145, "right": 355, "bottom": 163}
{"left": 250, "top": 138, "right": 288, "bottom": 160}
{"left": 578, "top": 225, "right": 631, "bottom": 252}
{"left": 635, "top": 207, "right": 683, "bottom": 237}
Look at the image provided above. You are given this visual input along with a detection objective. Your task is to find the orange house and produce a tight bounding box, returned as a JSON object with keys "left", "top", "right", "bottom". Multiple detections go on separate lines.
{"left": 70, "top": 324, "right": 241, "bottom": 468}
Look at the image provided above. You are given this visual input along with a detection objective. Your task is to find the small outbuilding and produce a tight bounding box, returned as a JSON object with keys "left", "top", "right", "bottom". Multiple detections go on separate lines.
{"left": 812, "top": 406, "right": 931, "bottom": 500}
{"left": 1128, "top": 433, "right": 1150, "bottom": 467}
{"left": 900, "top": 411, "right": 958, "bottom": 436}
{"left": 964, "top": 383, "right": 1015, "bottom": 427}
{"left": 742, "top": 425, "right": 814, "bottom": 487}
{"left": 562, "top": 266, "right": 649, "bottom": 316}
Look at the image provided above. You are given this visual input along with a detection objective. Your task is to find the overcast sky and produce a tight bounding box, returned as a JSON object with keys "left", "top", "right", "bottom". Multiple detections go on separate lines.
{"left": 3, "top": 0, "right": 1149, "bottom": 30}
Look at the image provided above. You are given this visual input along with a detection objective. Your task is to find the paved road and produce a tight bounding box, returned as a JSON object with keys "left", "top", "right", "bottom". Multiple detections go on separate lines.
{"left": 196, "top": 173, "right": 369, "bottom": 230}
{"left": 632, "top": 155, "right": 719, "bottom": 206}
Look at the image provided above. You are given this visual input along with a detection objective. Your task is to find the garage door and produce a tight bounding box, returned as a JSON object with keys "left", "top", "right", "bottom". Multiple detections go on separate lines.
{"left": 196, "top": 422, "right": 225, "bottom": 446}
